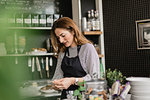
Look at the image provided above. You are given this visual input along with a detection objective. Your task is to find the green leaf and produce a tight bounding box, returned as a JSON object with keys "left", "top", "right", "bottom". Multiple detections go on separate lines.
{"left": 78, "top": 86, "right": 86, "bottom": 91}
{"left": 73, "top": 90, "right": 80, "bottom": 96}
{"left": 78, "top": 93, "right": 82, "bottom": 100}
{"left": 78, "top": 81, "right": 85, "bottom": 86}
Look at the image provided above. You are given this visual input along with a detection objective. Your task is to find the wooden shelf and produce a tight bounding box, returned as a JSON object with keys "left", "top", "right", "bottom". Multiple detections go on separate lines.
{"left": 98, "top": 54, "right": 104, "bottom": 58}
{"left": 83, "top": 31, "right": 102, "bottom": 35}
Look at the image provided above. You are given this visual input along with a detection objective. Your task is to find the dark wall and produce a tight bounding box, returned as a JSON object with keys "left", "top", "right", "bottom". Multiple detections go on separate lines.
{"left": 59, "top": 0, "right": 72, "bottom": 18}
{"left": 81, "top": 0, "right": 96, "bottom": 18}
{"left": 103, "top": 0, "right": 150, "bottom": 77}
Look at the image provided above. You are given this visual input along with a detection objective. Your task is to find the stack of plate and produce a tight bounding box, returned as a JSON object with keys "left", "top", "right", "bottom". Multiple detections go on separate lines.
{"left": 126, "top": 77, "right": 150, "bottom": 100}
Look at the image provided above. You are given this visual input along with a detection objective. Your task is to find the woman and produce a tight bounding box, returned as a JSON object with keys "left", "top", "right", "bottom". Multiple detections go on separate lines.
{"left": 51, "top": 17, "right": 100, "bottom": 99}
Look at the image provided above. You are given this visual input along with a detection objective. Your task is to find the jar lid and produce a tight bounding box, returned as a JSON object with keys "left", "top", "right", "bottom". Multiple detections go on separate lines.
{"left": 85, "top": 79, "right": 107, "bottom": 85}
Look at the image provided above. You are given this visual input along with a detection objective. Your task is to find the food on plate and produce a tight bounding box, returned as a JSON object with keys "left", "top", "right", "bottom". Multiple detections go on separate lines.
{"left": 40, "top": 84, "right": 53, "bottom": 90}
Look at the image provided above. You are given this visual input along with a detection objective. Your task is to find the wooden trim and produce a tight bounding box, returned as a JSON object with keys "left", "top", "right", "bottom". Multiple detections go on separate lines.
{"left": 83, "top": 31, "right": 102, "bottom": 35}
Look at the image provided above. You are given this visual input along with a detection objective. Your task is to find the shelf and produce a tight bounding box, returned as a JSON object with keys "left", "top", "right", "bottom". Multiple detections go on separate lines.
{"left": 0, "top": 53, "right": 57, "bottom": 57}
{"left": 8, "top": 27, "right": 52, "bottom": 30}
{"left": 83, "top": 31, "right": 102, "bottom": 35}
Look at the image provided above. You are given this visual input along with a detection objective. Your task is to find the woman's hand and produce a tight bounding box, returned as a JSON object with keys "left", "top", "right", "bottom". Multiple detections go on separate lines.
{"left": 52, "top": 78, "right": 75, "bottom": 90}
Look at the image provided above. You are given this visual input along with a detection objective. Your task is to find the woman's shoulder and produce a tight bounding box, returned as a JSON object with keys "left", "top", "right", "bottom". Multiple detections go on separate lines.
{"left": 81, "top": 43, "right": 94, "bottom": 49}
{"left": 79, "top": 43, "right": 95, "bottom": 54}
{"left": 58, "top": 51, "right": 65, "bottom": 59}
{"left": 79, "top": 43, "right": 98, "bottom": 58}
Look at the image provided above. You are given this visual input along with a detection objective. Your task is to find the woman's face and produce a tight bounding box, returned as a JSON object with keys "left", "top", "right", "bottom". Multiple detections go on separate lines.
{"left": 55, "top": 28, "right": 76, "bottom": 47}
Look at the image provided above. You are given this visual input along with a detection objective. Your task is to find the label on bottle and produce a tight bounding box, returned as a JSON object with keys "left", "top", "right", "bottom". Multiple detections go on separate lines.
{"left": 23, "top": 14, "right": 31, "bottom": 27}
{"left": 32, "top": 19, "right": 38, "bottom": 24}
{"left": 40, "top": 19, "right": 46, "bottom": 24}
{"left": 92, "top": 20, "right": 96, "bottom": 31}
{"left": 24, "top": 18, "right": 31, "bottom": 24}
{"left": 8, "top": 18, "right": 15, "bottom": 23}
{"left": 39, "top": 14, "right": 46, "bottom": 27}
{"left": 47, "top": 18, "right": 53, "bottom": 23}
{"left": 16, "top": 18, "right": 23, "bottom": 23}
{"left": 32, "top": 14, "right": 39, "bottom": 27}
{"left": 95, "top": 20, "right": 100, "bottom": 31}
{"left": 47, "top": 14, "right": 53, "bottom": 27}
{"left": 87, "top": 21, "right": 92, "bottom": 31}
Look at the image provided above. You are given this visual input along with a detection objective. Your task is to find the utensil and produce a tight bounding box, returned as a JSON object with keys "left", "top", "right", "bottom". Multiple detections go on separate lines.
{"left": 46, "top": 57, "right": 49, "bottom": 78}
{"left": 28, "top": 57, "right": 32, "bottom": 67}
{"left": 49, "top": 57, "right": 53, "bottom": 66}
{"left": 32, "top": 57, "right": 35, "bottom": 72}
{"left": 36, "top": 57, "right": 43, "bottom": 78}
{"left": 41, "top": 58, "right": 44, "bottom": 69}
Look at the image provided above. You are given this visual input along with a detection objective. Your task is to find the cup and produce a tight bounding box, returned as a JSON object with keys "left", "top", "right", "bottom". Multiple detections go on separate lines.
{"left": 81, "top": 17, "right": 87, "bottom": 31}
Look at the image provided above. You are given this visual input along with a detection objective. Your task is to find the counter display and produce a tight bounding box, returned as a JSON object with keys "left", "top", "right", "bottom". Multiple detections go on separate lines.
{"left": 18, "top": 79, "right": 133, "bottom": 100}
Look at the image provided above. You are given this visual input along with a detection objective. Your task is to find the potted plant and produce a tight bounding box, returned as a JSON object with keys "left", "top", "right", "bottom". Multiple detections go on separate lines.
{"left": 106, "top": 68, "right": 126, "bottom": 88}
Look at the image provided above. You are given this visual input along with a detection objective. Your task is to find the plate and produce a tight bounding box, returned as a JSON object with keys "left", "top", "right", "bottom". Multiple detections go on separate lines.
{"left": 131, "top": 95, "right": 150, "bottom": 100}
{"left": 40, "top": 89, "right": 57, "bottom": 94}
{"left": 126, "top": 77, "right": 150, "bottom": 86}
{"left": 130, "top": 90, "right": 150, "bottom": 96}
{"left": 39, "top": 84, "right": 57, "bottom": 94}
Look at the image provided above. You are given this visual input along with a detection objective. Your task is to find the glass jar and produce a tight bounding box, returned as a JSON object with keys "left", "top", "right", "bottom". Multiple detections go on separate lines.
{"left": 85, "top": 79, "right": 107, "bottom": 100}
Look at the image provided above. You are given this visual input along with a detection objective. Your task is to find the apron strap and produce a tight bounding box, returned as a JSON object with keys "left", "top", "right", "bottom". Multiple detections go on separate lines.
{"left": 65, "top": 47, "right": 70, "bottom": 56}
{"left": 65, "top": 45, "right": 81, "bottom": 56}
{"left": 77, "top": 45, "right": 81, "bottom": 55}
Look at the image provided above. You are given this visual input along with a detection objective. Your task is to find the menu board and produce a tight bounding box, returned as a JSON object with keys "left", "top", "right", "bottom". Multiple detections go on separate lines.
{"left": 0, "top": 0, "right": 60, "bottom": 14}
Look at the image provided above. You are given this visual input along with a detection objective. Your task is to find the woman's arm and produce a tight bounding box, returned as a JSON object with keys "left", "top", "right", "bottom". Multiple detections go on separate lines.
{"left": 52, "top": 52, "right": 64, "bottom": 80}
{"left": 79, "top": 43, "right": 100, "bottom": 81}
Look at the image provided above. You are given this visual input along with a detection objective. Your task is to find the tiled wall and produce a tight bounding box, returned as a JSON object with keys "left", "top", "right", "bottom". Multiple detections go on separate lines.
{"left": 103, "top": 0, "right": 150, "bottom": 77}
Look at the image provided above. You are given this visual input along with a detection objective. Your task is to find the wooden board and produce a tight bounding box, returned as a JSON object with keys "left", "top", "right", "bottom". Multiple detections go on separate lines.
{"left": 83, "top": 31, "right": 102, "bottom": 35}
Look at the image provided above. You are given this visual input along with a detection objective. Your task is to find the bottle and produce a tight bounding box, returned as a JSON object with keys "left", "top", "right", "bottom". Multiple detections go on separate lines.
{"left": 23, "top": 13, "right": 31, "bottom": 27}
{"left": 95, "top": 10, "right": 101, "bottom": 31}
{"left": 39, "top": 14, "right": 46, "bottom": 27}
{"left": 18, "top": 36, "right": 26, "bottom": 54}
{"left": 14, "top": 32, "right": 18, "bottom": 54}
{"left": 87, "top": 10, "right": 92, "bottom": 31}
{"left": 32, "top": 14, "right": 39, "bottom": 27}
{"left": 81, "top": 17, "right": 87, "bottom": 32}
{"left": 15, "top": 13, "right": 23, "bottom": 27}
{"left": 53, "top": 14, "right": 60, "bottom": 22}
{"left": 7, "top": 13, "right": 15, "bottom": 27}
{"left": 100, "top": 59, "right": 105, "bottom": 80}
{"left": 91, "top": 9, "right": 96, "bottom": 31}
{"left": 46, "top": 14, "right": 53, "bottom": 27}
